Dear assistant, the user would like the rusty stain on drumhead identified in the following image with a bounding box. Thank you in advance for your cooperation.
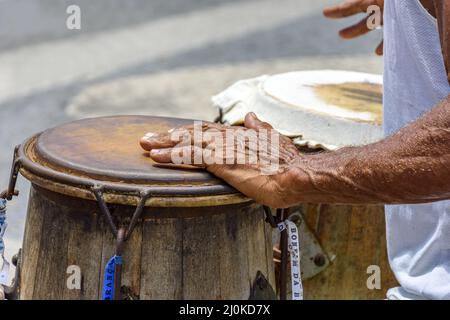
[34,115,222,185]
[313,82,383,124]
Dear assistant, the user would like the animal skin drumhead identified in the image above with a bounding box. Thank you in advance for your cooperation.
[212,70,383,150]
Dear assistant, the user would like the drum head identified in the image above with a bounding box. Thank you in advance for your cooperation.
[36,116,214,183]
[263,70,383,125]
[214,70,383,149]
[19,116,247,207]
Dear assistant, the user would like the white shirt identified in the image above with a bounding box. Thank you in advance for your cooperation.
[384,0,450,299]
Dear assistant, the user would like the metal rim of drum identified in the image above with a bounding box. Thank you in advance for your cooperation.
[17,134,251,208]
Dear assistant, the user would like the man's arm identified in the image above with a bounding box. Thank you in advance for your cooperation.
[141,96,450,208]
[285,95,450,205]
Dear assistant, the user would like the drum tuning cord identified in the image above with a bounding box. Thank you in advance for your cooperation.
[94,187,151,300]
[263,206,304,301]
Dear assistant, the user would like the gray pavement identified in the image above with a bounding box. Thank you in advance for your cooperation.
[0,0,383,274]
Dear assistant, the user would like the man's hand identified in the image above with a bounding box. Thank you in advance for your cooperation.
[140,113,302,208]
[324,0,384,55]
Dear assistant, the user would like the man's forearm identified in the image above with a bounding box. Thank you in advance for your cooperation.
[286,95,450,205]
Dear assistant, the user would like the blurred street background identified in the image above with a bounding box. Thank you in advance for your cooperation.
[0,0,383,268]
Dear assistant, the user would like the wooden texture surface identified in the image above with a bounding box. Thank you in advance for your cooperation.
[19,185,275,300]
[301,204,398,299]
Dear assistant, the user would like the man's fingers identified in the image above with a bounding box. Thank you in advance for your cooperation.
[339,16,371,39]
[150,146,207,167]
[375,40,383,56]
[149,148,173,163]
[140,132,175,151]
[323,0,364,18]
[140,126,194,151]
[244,112,274,130]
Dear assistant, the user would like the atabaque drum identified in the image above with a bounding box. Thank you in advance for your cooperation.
[214,70,398,299]
[10,116,276,300]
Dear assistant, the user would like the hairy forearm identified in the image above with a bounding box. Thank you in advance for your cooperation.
[286,95,450,205]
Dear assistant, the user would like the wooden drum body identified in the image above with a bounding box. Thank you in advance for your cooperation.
[300,204,397,299]
[13,116,276,300]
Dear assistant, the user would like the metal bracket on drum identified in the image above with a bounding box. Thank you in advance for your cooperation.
[249,271,277,300]
[92,186,151,300]
[1,145,21,201]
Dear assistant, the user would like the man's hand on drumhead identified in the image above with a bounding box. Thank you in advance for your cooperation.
[323,0,384,56]
[140,113,302,208]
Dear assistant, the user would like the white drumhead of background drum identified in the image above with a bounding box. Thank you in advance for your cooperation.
[213,70,384,150]
[263,70,382,124]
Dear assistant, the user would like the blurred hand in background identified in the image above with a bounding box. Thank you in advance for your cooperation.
[324,0,384,55]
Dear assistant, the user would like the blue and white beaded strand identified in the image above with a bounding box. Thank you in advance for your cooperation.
[0,199,11,298]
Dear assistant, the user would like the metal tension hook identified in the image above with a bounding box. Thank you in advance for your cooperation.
[93,187,151,300]
[1,145,21,201]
